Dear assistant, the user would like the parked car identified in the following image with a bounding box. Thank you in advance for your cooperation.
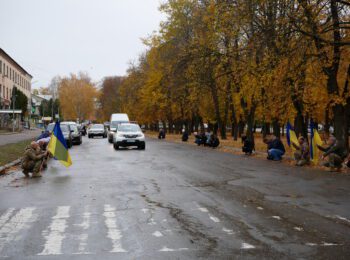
[113,123,145,150]
[61,122,82,145]
[108,113,130,143]
[46,123,73,148]
[88,124,107,138]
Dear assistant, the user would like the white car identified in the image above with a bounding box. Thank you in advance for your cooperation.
[113,123,145,150]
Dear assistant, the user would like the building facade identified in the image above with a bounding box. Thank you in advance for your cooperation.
[0,48,32,109]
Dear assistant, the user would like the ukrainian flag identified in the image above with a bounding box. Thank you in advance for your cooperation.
[47,122,72,167]
[286,122,298,150]
[310,122,323,164]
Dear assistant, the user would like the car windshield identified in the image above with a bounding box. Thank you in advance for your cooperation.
[111,121,128,128]
[118,124,140,132]
[92,124,104,129]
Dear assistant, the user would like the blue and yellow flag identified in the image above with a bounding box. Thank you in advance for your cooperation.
[47,122,72,167]
[310,122,323,164]
[286,122,298,150]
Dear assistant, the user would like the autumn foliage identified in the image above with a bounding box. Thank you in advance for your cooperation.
[102,1,350,146]
[58,73,97,121]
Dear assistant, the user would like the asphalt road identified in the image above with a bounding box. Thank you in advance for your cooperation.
[0,136,349,259]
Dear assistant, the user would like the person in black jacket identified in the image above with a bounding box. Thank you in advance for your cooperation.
[182,129,189,142]
[158,128,166,139]
[265,135,285,161]
[242,135,254,155]
[208,134,220,148]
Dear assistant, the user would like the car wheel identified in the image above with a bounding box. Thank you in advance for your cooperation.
[108,137,113,143]
[103,134,107,138]
[88,135,91,139]
[139,144,146,150]
[113,143,119,150]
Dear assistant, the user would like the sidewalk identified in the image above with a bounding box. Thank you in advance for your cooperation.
[0,129,42,146]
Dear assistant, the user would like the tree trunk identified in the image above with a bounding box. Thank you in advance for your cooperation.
[272,119,280,138]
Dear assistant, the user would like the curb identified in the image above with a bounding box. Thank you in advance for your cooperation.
[0,158,22,175]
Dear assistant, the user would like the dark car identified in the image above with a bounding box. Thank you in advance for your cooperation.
[88,124,107,138]
[47,123,73,148]
[62,122,82,145]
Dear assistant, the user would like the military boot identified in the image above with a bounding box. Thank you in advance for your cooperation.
[32,172,42,178]
[22,170,30,178]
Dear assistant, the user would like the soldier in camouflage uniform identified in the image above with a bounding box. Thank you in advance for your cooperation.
[21,141,48,178]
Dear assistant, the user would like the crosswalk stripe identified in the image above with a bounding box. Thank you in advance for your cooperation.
[103,204,127,253]
[38,206,70,255]
[73,206,91,255]
[0,209,15,229]
[0,207,37,254]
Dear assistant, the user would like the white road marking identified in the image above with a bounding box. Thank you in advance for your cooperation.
[0,207,37,254]
[38,206,70,255]
[0,208,15,228]
[159,246,189,252]
[141,209,149,213]
[241,242,255,249]
[294,227,303,232]
[257,207,264,210]
[306,242,341,247]
[159,246,174,252]
[208,214,220,223]
[148,218,157,225]
[103,204,127,253]
[73,207,91,255]
[272,216,281,220]
[152,231,163,237]
[222,227,234,235]
[198,207,209,213]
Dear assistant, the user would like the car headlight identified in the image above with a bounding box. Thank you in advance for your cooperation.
[117,133,124,138]
[137,134,144,138]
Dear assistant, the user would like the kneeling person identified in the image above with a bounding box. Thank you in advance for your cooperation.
[292,137,310,166]
[21,141,48,178]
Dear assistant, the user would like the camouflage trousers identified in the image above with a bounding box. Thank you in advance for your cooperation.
[22,160,43,177]
[294,151,309,166]
[328,153,343,169]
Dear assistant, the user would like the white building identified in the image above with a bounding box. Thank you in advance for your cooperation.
[31,94,52,116]
[0,48,32,109]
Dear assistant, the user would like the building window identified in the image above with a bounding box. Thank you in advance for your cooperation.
[0,60,2,74]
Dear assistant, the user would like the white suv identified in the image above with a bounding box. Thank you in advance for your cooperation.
[113,123,145,150]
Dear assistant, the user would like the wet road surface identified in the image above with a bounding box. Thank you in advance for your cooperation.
[0,137,349,259]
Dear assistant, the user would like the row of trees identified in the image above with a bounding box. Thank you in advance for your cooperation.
[115,0,349,147]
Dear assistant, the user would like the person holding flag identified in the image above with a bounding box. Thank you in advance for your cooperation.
[286,122,310,166]
[47,121,72,167]
[316,134,348,171]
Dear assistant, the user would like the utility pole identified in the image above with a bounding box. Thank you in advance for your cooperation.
[12,89,16,133]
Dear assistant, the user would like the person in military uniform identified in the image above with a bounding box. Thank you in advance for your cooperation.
[21,141,48,178]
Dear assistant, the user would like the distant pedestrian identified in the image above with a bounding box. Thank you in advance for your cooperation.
[317,135,348,171]
[242,135,254,155]
[208,134,220,148]
[265,135,285,161]
[158,128,166,139]
[181,129,189,142]
[292,136,310,166]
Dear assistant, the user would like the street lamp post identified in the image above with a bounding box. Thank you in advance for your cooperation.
[12,92,16,133]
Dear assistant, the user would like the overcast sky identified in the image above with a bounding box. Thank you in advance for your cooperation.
[0,0,165,89]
